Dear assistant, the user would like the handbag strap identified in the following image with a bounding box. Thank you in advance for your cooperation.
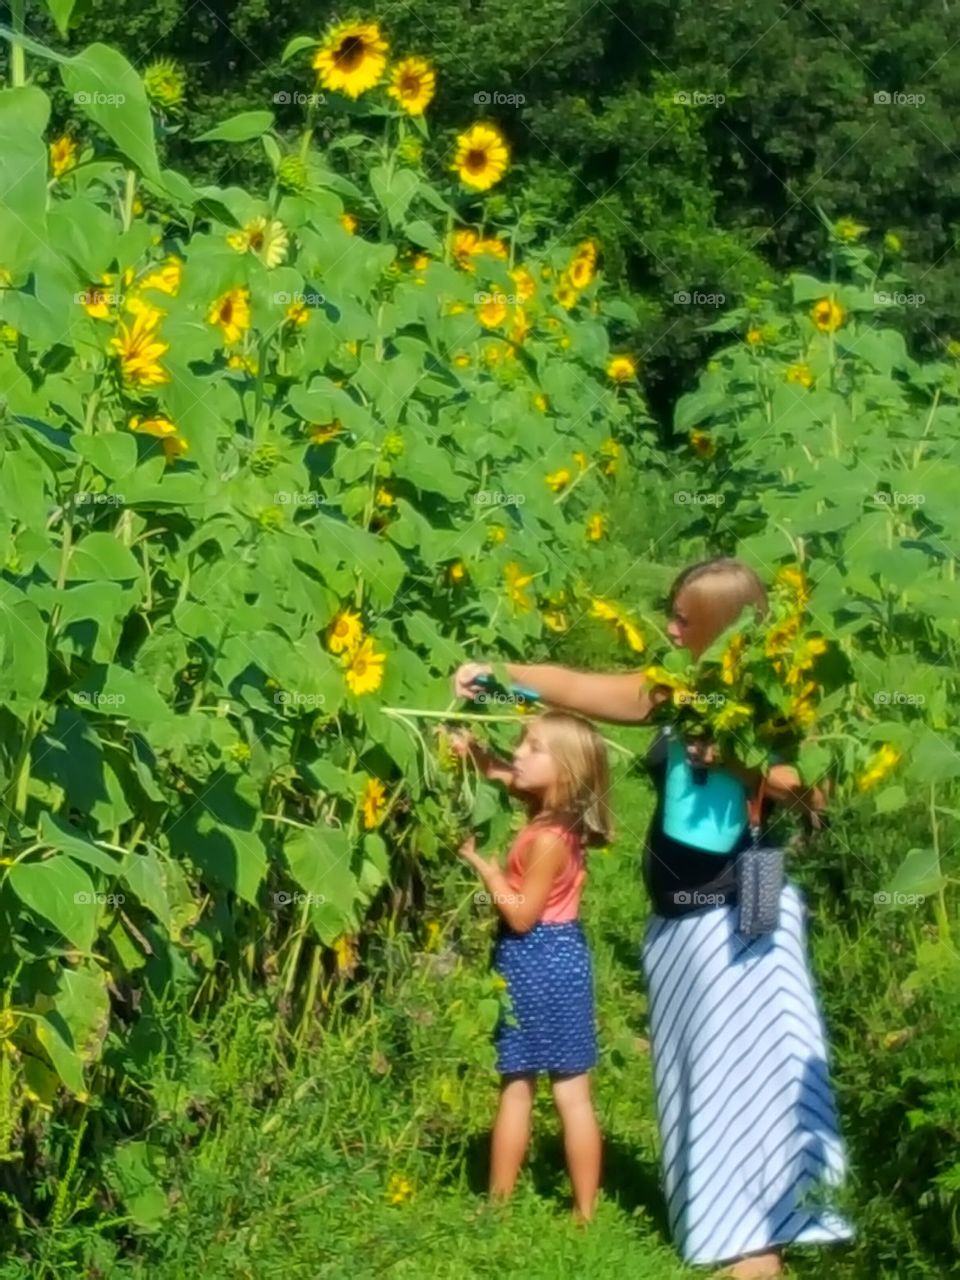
[746,773,766,836]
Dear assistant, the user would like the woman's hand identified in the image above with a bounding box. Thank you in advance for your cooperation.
[452,662,493,700]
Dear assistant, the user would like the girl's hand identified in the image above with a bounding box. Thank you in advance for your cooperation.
[458,835,498,879]
[453,661,493,700]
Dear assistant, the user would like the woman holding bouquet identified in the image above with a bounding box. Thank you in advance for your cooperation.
[453,557,853,1279]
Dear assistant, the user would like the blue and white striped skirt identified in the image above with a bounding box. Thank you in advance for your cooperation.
[641,883,854,1265]
[493,920,598,1076]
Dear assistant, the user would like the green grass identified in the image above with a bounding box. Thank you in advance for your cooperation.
[6,757,957,1279]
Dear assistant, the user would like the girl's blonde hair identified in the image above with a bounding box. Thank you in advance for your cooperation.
[521,710,614,847]
[669,556,768,644]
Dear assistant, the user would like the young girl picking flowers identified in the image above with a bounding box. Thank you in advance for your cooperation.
[449,711,613,1223]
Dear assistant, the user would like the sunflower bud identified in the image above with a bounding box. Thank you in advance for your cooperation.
[257,506,284,530]
[143,59,186,112]
[249,443,281,476]
[277,155,308,195]
[396,136,423,166]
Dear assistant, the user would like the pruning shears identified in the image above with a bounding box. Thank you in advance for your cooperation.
[468,672,542,708]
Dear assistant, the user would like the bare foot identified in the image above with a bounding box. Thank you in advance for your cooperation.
[713,1251,783,1279]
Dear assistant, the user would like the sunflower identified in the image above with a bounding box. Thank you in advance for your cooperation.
[811,298,845,332]
[386,1173,413,1205]
[746,327,763,346]
[586,513,607,542]
[764,613,803,657]
[478,297,507,328]
[567,256,595,290]
[643,664,695,702]
[227,351,258,375]
[783,636,828,687]
[387,56,436,115]
[128,415,187,461]
[486,524,506,545]
[786,363,814,388]
[590,598,620,623]
[689,429,715,459]
[598,437,622,475]
[79,285,113,320]
[508,307,529,345]
[619,617,645,653]
[834,218,868,243]
[226,216,289,268]
[572,450,588,472]
[207,287,251,344]
[452,353,470,368]
[721,633,746,686]
[49,135,77,179]
[139,255,182,296]
[555,283,579,311]
[542,608,568,632]
[545,467,572,492]
[285,300,310,328]
[857,744,901,791]
[308,420,342,444]
[573,239,597,262]
[452,123,509,192]
[774,565,810,610]
[340,212,358,234]
[326,607,363,655]
[376,486,395,506]
[344,636,386,695]
[510,266,537,302]
[448,560,467,584]
[606,355,636,382]
[504,561,535,612]
[143,58,186,112]
[333,933,358,974]
[361,776,387,828]
[110,308,169,387]
[313,20,389,99]
[713,701,753,733]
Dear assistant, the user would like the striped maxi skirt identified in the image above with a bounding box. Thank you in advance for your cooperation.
[641,882,855,1266]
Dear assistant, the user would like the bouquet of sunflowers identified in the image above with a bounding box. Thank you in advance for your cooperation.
[641,567,849,780]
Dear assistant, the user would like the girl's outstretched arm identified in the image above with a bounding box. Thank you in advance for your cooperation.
[454,662,652,724]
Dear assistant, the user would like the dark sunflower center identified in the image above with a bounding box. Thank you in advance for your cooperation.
[400,72,421,94]
[354,657,367,675]
[222,300,234,324]
[465,147,488,172]
[249,230,264,250]
[336,36,367,70]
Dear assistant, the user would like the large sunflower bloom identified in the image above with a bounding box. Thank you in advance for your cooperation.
[129,414,187,461]
[387,56,436,115]
[344,636,386,695]
[313,21,388,99]
[139,255,183,296]
[607,355,636,382]
[452,123,509,192]
[207,287,251,345]
[226,216,289,269]
[361,776,387,828]
[326,607,363,655]
[110,308,169,387]
[49,135,77,179]
[811,297,845,332]
[857,743,900,791]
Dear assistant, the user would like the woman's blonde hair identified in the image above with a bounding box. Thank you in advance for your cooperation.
[669,556,768,644]
[520,710,614,847]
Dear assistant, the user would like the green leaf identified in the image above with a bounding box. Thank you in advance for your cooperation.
[194,111,274,143]
[9,856,98,951]
[0,587,47,711]
[122,848,172,928]
[45,0,87,36]
[0,86,50,269]
[404,219,442,255]
[284,825,358,944]
[35,1012,86,1094]
[369,166,418,227]
[39,812,125,876]
[873,785,907,814]
[72,432,138,481]
[281,35,318,63]
[68,532,142,582]
[887,847,946,899]
[60,43,160,180]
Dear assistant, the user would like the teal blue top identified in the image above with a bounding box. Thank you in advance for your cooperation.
[661,737,750,853]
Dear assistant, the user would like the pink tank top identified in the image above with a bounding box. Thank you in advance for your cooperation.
[503,820,586,924]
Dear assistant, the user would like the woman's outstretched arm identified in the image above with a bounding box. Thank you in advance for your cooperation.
[454,661,652,724]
